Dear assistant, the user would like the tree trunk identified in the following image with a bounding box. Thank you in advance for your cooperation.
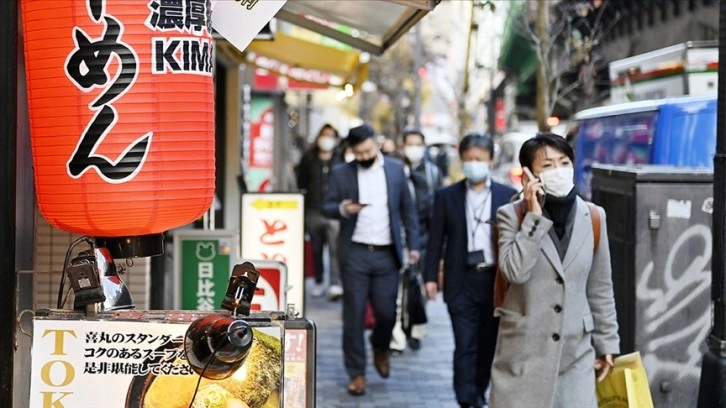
[458,1,476,135]
[535,0,550,131]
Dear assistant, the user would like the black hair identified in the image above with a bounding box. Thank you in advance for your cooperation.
[402,129,425,144]
[518,132,574,170]
[346,124,375,147]
[317,123,339,139]
[458,132,495,159]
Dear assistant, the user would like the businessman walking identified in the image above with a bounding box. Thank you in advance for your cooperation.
[424,133,517,408]
[323,124,421,396]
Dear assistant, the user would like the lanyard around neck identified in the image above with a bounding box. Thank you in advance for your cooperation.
[468,190,491,242]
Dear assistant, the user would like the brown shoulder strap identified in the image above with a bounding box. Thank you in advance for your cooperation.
[586,202,601,253]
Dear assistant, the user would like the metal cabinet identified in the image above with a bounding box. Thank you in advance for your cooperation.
[592,165,713,408]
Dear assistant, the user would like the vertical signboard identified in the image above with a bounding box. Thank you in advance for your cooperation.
[247,95,275,192]
[246,259,288,312]
[174,231,237,310]
[241,193,305,314]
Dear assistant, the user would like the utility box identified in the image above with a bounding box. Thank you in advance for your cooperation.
[592,165,712,408]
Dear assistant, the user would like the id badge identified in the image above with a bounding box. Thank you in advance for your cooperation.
[467,250,485,266]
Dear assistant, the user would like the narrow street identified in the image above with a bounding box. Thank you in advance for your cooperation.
[306,280,460,408]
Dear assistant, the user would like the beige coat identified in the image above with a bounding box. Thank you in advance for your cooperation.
[489,198,620,408]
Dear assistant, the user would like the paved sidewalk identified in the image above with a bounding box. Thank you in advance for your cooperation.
[306,280,460,408]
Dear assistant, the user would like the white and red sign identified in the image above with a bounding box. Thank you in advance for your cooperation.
[245,259,287,312]
[241,193,305,314]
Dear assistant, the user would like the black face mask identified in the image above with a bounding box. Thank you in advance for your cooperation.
[357,157,376,168]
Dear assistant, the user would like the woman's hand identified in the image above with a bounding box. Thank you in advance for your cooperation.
[594,354,614,382]
[522,173,544,216]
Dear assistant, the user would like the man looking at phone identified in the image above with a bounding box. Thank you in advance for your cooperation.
[323,124,421,397]
[424,133,517,408]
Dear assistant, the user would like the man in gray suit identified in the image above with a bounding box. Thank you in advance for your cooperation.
[323,124,421,396]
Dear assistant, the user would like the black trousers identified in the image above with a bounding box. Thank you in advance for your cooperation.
[341,243,400,378]
[446,268,498,407]
[305,212,340,285]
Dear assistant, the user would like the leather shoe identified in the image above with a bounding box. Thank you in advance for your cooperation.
[372,346,390,378]
[407,337,421,350]
[347,375,366,396]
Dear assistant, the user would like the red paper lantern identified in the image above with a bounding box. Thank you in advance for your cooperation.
[22,0,215,239]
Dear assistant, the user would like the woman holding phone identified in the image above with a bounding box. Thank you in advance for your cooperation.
[488,132,620,408]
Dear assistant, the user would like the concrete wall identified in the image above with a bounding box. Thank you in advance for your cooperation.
[600,3,719,63]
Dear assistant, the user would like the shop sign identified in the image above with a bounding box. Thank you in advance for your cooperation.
[29,318,282,408]
[241,194,305,314]
[174,231,236,310]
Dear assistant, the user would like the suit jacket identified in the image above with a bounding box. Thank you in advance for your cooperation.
[322,157,420,269]
[409,169,434,248]
[295,148,342,213]
[424,180,517,303]
[489,198,620,408]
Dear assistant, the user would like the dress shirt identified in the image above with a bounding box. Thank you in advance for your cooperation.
[466,178,494,264]
[352,154,392,245]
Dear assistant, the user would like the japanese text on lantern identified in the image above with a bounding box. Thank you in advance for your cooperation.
[65,0,148,183]
[146,0,214,75]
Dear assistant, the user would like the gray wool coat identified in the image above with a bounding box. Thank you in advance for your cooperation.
[489,198,620,408]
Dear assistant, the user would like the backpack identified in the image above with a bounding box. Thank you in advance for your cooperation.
[493,200,601,309]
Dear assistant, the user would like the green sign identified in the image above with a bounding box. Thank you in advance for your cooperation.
[179,237,234,310]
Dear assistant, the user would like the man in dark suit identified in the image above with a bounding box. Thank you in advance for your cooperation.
[424,133,517,408]
[323,124,421,396]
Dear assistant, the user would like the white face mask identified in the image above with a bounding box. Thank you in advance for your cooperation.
[317,136,336,152]
[404,145,426,164]
[462,161,490,183]
[539,167,574,197]
[344,153,355,163]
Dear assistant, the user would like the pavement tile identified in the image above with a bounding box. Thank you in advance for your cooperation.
[306,280,460,408]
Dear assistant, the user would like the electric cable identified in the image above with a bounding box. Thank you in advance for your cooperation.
[187,337,222,408]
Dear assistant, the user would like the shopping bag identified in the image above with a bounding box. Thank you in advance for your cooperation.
[596,352,654,408]
[401,264,428,337]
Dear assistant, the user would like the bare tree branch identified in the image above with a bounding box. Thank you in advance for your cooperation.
[519,3,540,46]
[554,79,583,106]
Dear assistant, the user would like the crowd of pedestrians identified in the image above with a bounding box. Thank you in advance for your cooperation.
[295,125,619,408]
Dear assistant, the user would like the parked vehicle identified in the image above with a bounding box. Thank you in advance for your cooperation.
[573,95,717,199]
[609,41,717,104]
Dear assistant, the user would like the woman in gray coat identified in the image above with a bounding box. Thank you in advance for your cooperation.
[489,133,620,408]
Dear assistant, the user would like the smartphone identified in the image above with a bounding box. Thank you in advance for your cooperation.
[352,201,370,207]
[523,167,545,201]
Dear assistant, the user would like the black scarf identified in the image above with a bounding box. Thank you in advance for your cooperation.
[543,188,577,239]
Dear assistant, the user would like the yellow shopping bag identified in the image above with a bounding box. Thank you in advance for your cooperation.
[596,352,654,408]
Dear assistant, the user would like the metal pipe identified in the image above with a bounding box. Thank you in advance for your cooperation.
[697,1,726,406]
[413,24,422,130]
[0,0,18,405]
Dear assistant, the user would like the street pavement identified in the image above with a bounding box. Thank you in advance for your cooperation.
[305,279,460,408]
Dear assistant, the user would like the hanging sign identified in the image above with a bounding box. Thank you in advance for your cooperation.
[211,0,287,52]
[21,0,215,237]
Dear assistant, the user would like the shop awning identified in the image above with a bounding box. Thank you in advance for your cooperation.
[499,1,536,84]
[275,0,440,56]
[216,32,368,89]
